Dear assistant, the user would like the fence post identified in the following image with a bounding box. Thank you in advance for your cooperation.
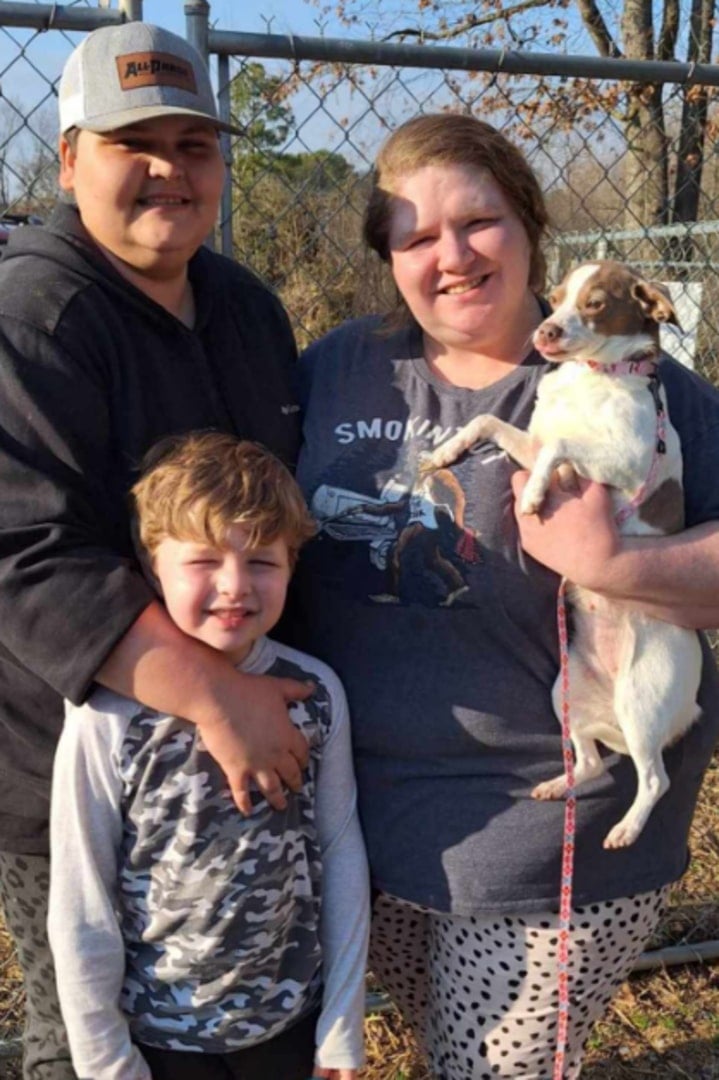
[185,0,210,62]
[118,0,143,18]
[184,1,217,251]
[217,52,234,259]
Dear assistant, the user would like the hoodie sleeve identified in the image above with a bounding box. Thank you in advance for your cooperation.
[0,290,155,703]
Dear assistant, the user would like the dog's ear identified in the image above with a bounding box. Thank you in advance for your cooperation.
[632,279,682,329]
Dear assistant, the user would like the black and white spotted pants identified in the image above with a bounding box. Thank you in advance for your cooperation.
[0,852,76,1079]
[370,887,668,1080]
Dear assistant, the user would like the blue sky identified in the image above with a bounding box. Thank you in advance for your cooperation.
[142,1,333,38]
[0,0,647,178]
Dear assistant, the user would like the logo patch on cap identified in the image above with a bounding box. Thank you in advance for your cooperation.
[116,51,198,94]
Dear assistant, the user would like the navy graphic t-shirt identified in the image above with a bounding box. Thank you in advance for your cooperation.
[289,314,719,915]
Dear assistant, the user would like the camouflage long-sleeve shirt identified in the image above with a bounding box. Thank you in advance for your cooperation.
[48,636,369,1080]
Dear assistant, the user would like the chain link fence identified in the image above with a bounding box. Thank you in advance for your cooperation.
[212,35,719,379]
[1,3,718,377]
[1,0,719,1063]
[0,2,138,226]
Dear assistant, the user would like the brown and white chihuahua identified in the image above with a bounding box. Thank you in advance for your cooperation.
[423,260,702,848]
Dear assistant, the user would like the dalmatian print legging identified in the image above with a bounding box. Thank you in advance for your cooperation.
[370,887,669,1079]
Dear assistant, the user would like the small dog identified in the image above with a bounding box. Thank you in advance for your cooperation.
[423,260,702,848]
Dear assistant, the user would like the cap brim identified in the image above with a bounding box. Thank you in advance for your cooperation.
[71,104,243,137]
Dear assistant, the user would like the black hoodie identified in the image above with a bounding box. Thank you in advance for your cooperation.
[0,202,300,852]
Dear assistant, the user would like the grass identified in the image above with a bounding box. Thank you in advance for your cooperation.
[1,762,717,1079]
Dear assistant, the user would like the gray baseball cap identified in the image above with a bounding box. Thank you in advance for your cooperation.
[59,22,242,136]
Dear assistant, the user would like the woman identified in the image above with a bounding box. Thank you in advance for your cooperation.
[289,114,719,1079]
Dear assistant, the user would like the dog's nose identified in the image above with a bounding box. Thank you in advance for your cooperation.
[535,320,563,346]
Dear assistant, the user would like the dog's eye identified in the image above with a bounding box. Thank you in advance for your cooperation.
[584,297,604,313]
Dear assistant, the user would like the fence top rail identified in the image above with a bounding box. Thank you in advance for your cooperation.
[0,2,127,31]
[555,220,719,245]
[207,28,719,87]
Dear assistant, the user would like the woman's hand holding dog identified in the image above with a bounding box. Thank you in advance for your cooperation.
[511,471,619,589]
[512,470,719,629]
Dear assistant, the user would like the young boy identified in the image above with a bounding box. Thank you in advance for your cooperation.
[48,432,369,1080]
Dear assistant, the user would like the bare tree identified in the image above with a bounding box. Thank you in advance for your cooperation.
[311,0,717,236]
[13,102,61,216]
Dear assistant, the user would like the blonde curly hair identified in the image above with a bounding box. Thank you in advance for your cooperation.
[132,431,316,568]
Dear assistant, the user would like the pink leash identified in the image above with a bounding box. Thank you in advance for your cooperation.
[552,578,576,1080]
[551,358,665,1079]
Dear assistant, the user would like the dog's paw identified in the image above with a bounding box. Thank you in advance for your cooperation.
[420,438,464,473]
[520,485,545,516]
[603,819,641,849]
[417,450,439,476]
[532,777,567,800]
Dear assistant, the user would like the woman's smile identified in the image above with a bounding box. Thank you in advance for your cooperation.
[440,272,492,296]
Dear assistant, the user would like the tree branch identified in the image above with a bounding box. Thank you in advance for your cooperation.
[575,0,622,58]
[690,0,716,63]
[621,0,653,60]
[382,0,557,43]
[657,0,680,60]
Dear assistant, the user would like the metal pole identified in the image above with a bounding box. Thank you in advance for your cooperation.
[118,0,142,19]
[632,940,719,972]
[185,1,216,251]
[217,52,234,260]
[206,28,719,87]
[185,0,211,64]
[0,3,125,30]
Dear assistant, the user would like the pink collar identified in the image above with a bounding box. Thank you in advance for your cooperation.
[582,351,658,376]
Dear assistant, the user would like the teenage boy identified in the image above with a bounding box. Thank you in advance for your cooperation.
[48,433,369,1080]
[0,22,310,1079]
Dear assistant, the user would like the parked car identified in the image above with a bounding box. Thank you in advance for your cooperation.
[0,213,43,245]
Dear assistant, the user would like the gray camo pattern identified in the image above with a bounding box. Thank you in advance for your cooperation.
[115,652,331,1053]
